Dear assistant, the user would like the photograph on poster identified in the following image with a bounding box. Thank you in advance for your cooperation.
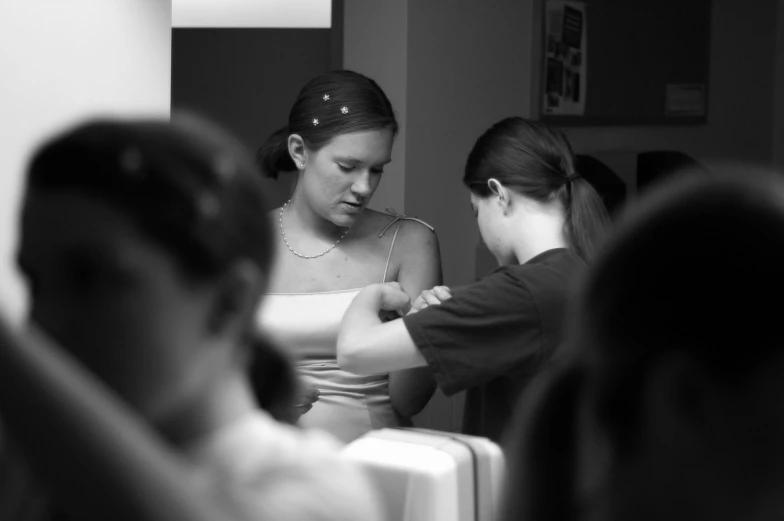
[543,0,586,115]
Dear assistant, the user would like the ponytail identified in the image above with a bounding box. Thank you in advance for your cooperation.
[501,364,585,521]
[255,126,296,179]
[463,117,610,264]
[564,177,610,262]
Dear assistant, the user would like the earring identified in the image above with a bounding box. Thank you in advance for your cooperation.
[299,162,305,169]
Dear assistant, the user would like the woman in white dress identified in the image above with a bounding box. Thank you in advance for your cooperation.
[256,70,441,443]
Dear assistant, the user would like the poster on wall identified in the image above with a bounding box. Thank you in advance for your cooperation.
[543,0,587,116]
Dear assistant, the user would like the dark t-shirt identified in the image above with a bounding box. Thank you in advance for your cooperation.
[403,248,580,442]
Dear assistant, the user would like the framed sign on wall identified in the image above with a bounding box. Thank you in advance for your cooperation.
[542,1,587,116]
[533,0,713,126]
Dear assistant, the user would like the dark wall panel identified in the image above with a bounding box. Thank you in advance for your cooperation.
[172,28,334,206]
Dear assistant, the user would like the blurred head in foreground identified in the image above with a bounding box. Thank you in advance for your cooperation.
[19,113,297,438]
[504,164,784,521]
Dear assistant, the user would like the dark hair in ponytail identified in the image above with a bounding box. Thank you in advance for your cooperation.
[256,126,295,180]
[501,362,585,521]
[463,117,609,262]
[257,70,398,179]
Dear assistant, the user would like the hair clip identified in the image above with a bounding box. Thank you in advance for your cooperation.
[198,194,221,219]
[213,155,235,180]
[312,118,319,126]
[119,147,144,179]
[323,94,330,101]
[341,106,349,114]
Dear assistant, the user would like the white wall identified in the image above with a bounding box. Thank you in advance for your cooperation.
[343,0,408,214]
[0,0,172,322]
[404,0,535,431]
[172,0,330,28]
[405,0,535,288]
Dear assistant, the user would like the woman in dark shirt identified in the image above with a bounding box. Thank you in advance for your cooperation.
[337,117,609,441]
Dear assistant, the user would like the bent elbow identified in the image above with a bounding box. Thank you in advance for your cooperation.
[336,335,371,375]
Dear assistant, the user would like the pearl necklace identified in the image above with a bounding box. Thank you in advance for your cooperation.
[279,199,351,259]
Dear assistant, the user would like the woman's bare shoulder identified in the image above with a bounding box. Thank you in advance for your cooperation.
[393,217,439,254]
[371,212,440,262]
[388,215,441,285]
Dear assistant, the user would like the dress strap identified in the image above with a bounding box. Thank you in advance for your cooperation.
[379,208,435,283]
[377,208,435,238]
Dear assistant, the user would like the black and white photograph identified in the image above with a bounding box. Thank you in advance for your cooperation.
[1,1,784,521]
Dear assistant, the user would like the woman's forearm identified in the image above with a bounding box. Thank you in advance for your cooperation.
[338,286,387,373]
[338,285,425,374]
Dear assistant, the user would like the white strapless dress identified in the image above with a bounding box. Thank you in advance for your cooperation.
[257,288,410,444]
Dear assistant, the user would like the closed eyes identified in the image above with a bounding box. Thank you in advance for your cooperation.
[337,163,384,175]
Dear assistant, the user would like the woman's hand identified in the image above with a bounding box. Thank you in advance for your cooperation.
[378,282,411,321]
[292,384,320,420]
[337,283,422,375]
[409,286,452,314]
[367,282,412,319]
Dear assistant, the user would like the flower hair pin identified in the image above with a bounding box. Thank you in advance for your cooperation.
[213,154,236,180]
[198,193,221,219]
[119,147,145,179]
[312,94,348,124]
